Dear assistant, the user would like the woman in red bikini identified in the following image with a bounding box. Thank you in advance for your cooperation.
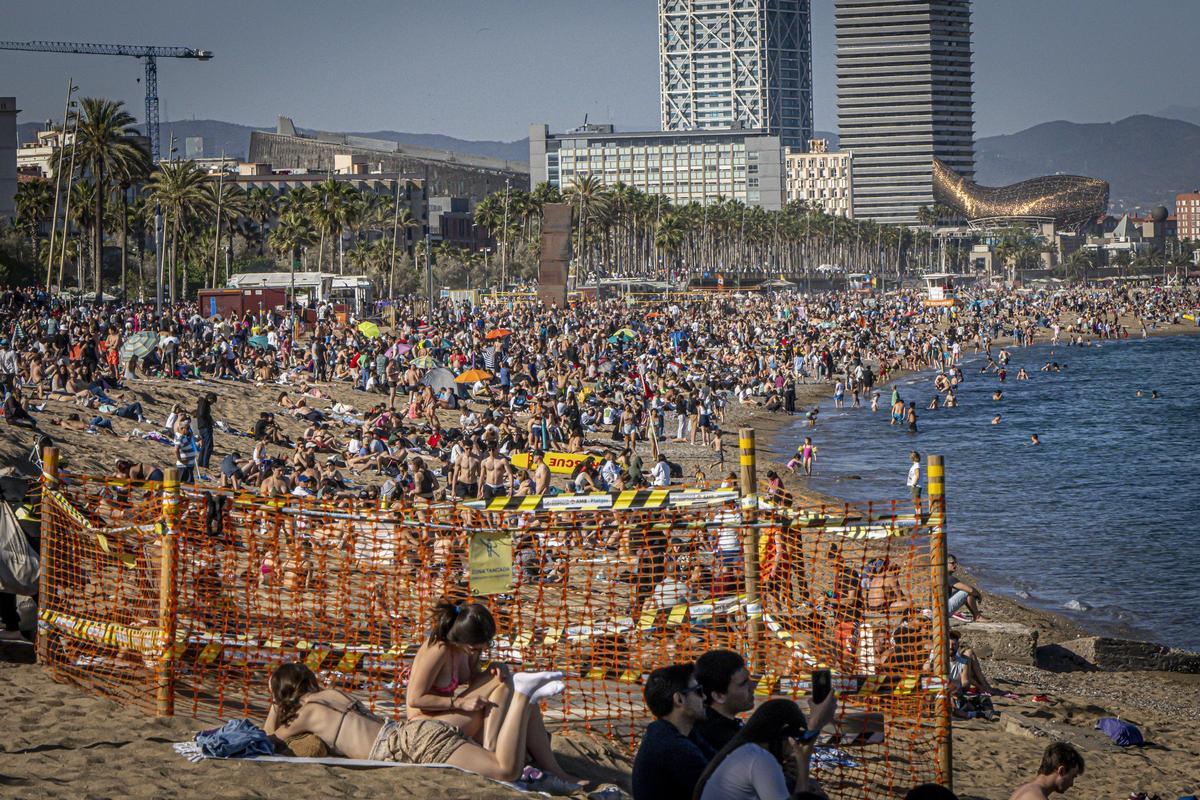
[405,601,583,786]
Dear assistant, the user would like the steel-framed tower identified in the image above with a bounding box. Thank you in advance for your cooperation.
[659,0,813,150]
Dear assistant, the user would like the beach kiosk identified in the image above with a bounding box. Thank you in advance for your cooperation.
[922,272,960,308]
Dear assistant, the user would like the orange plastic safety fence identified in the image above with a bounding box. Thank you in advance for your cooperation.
[38,473,949,796]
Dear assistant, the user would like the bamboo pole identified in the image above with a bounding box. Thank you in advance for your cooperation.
[927,454,953,789]
[738,428,762,667]
[36,447,59,666]
[156,467,180,717]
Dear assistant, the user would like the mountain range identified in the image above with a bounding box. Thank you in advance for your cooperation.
[18,113,1200,213]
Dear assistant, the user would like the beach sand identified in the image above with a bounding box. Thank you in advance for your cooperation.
[4,320,1200,798]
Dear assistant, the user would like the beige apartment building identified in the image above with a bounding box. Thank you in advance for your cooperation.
[785,138,853,217]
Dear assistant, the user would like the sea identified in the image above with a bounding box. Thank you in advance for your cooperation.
[781,333,1200,652]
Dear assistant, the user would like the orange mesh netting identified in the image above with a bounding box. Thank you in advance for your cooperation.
[38,472,950,796]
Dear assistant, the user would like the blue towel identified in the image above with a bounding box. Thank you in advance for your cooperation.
[193,719,275,759]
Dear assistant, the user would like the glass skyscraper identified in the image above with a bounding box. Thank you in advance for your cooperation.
[836,0,975,224]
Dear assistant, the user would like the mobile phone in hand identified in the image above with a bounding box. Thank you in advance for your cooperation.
[811,668,832,704]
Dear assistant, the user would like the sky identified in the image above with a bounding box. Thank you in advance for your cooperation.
[3,0,1199,142]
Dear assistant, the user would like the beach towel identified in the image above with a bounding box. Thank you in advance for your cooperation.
[170,743,559,796]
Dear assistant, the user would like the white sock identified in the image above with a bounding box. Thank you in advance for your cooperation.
[529,680,566,703]
[511,671,564,698]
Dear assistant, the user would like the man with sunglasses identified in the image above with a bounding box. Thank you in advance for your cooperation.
[632,663,716,800]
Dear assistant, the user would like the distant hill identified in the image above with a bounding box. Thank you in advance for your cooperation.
[16,118,528,164]
[19,113,1199,212]
[974,115,1200,212]
[1156,104,1200,127]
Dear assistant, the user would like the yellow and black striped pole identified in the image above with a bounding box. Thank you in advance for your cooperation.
[927,454,953,788]
[739,428,763,666]
[157,468,180,717]
[36,447,59,667]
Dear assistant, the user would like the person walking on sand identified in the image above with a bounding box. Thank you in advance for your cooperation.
[1010,743,1084,800]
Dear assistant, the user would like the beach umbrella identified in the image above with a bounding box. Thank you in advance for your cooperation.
[455,368,492,384]
[386,342,412,358]
[247,335,271,349]
[358,321,381,339]
[410,355,438,369]
[420,367,456,393]
[118,330,158,360]
[611,328,636,340]
[486,328,513,340]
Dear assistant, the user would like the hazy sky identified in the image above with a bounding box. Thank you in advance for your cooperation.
[4,0,1198,141]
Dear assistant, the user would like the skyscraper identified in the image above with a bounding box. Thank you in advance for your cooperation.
[659,0,813,150]
[836,0,975,224]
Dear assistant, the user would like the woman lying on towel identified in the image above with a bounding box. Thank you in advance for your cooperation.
[264,662,564,781]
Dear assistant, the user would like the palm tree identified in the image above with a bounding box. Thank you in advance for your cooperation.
[245,187,276,256]
[564,174,606,278]
[70,97,150,301]
[268,210,317,304]
[388,206,418,298]
[146,160,213,302]
[313,178,359,273]
[203,180,247,288]
[14,180,54,270]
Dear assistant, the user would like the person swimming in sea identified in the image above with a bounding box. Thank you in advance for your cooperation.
[992,389,1003,401]
[991,414,1002,425]
[1030,433,1040,445]
[1016,367,1029,380]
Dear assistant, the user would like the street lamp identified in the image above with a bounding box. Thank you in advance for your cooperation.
[45,78,78,292]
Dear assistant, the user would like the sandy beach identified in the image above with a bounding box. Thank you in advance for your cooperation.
[3,320,1200,799]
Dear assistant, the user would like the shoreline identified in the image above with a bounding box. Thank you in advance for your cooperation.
[710,321,1200,656]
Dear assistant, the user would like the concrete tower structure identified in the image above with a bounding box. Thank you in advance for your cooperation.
[836,0,975,224]
[659,0,813,150]
[0,97,17,224]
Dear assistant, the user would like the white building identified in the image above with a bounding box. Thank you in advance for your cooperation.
[530,123,786,210]
[785,139,853,217]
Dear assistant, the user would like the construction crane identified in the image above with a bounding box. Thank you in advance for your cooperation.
[0,40,213,162]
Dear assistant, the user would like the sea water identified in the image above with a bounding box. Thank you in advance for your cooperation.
[783,333,1200,651]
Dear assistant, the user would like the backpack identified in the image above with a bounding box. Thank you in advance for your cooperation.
[1096,717,1144,747]
[0,502,39,595]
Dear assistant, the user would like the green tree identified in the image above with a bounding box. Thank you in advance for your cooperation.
[14,180,54,271]
[70,97,150,300]
[146,160,213,302]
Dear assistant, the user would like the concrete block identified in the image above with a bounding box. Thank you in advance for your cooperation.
[1057,637,1200,673]
[956,621,1039,665]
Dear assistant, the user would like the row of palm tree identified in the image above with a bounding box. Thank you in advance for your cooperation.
[473,178,939,285]
[11,97,433,301]
[11,96,1195,300]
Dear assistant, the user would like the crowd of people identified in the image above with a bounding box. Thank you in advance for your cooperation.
[1,278,1191,797]
[259,601,1085,800]
[1,280,1194,507]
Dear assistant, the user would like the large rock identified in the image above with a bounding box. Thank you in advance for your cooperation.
[1057,636,1200,673]
[956,621,1039,665]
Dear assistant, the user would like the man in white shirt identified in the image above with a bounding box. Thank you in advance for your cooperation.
[650,454,671,488]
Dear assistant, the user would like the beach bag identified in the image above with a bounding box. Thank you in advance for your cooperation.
[1096,717,1144,747]
[0,502,39,596]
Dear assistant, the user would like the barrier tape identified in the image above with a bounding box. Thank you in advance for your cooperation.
[466,488,739,513]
